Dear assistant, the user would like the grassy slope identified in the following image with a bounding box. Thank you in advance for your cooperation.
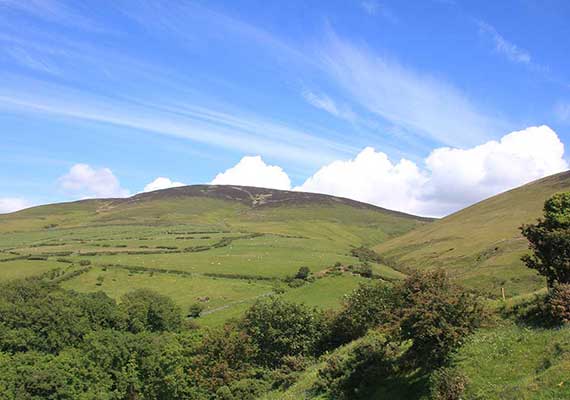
[0,185,426,324]
[375,171,570,298]
[268,322,570,400]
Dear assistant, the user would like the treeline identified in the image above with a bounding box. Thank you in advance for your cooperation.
[0,269,483,399]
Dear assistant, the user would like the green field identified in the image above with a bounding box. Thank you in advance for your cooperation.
[0,185,423,324]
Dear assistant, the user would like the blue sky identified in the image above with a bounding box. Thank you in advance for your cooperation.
[1,0,569,216]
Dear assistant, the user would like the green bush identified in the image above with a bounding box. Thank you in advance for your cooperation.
[295,266,311,280]
[189,324,260,392]
[328,282,396,347]
[316,332,395,399]
[396,270,484,369]
[241,297,326,367]
[521,192,570,287]
[188,303,206,318]
[120,289,182,333]
[429,367,468,400]
[545,283,570,324]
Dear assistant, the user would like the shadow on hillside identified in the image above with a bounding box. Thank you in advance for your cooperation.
[369,372,430,400]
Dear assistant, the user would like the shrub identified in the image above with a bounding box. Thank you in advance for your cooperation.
[521,192,570,287]
[270,355,309,389]
[241,297,326,367]
[120,289,182,333]
[215,378,269,400]
[188,303,206,318]
[396,270,484,369]
[294,266,311,280]
[429,367,468,400]
[79,259,92,266]
[327,282,396,347]
[189,325,260,391]
[286,278,306,288]
[545,283,570,324]
[316,332,396,399]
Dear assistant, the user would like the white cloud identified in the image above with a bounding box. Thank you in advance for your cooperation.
[359,1,397,22]
[321,33,506,147]
[296,147,426,213]
[478,21,531,65]
[297,125,568,217]
[0,197,31,214]
[58,163,129,198]
[302,90,356,121]
[211,156,292,190]
[143,177,185,193]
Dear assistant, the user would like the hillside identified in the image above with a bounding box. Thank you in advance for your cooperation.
[0,185,428,325]
[375,171,570,298]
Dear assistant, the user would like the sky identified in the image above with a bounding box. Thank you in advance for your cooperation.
[1,0,570,217]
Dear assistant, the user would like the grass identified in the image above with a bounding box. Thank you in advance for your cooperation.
[61,265,274,315]
[0,259,62,281]
[455,323,570,400]
[0,186,422,325]
[375,171,570,297]
[282,275,364,310]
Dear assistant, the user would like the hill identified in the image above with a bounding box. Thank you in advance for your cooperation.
[375,170,570,298]
[0,185,428,325]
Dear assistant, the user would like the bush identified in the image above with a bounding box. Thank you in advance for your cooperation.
[396,270,484,369]
[79,259,92,266]
[521,192,570,287]
[241,297,326,367]
[120,289,182,333]
[316,332,395,399]
[188,303,206,318]
[270,355,309,389]
[189,325,260,391]
[294,266,311,280]
[545,283,570,324]
[327,282,396,347]
[215,378,269,400]
[429,367,468,400]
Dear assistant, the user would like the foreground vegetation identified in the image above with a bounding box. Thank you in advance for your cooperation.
[2,184,570,398]
[0,269,484,399]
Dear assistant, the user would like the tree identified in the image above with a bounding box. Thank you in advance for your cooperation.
[395,270,484,369]
[241,297,325,367]
[294,266,311,280]
[188,303,205,318]
[328,282,396,347]
[316,332,396,400]
[521,192,570,287]
[120,289,182,333]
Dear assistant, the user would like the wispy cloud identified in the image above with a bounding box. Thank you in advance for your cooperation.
[360,1,398,22]
[477,21,531,65]
[318,32,508,147]
[0,75,355,167]
[0,0,108,32]
[302,90,356,122]
[555,102,570,123]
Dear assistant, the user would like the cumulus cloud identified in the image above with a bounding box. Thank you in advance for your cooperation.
[58,163,129,198]
[0,197,32,214]
[297,125,568,217]
[211,156,291,190]
[296,147,426,213]
[143,177,185,193]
